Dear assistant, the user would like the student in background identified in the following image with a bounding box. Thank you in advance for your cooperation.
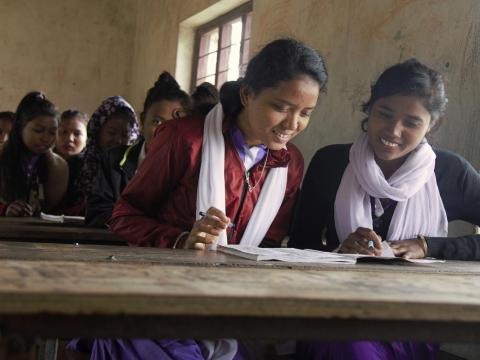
[0,111,15,148]
[64,96,139,215]
[0,92,68,216]
[54,109,88,159]
[85,72,189,227]
[190,81,219,116]
[291,59,480,360]
[70,38,328,360]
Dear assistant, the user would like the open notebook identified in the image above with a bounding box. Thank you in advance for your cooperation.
[217,243,444,265]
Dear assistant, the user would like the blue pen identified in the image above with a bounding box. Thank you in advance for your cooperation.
[199,211,235,228]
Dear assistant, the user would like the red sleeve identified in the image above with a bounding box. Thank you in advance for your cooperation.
[109,121,189,248]
[0,202,8,216]
[263,144,304,246]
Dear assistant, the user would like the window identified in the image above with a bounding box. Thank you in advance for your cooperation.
[192,3,252,90]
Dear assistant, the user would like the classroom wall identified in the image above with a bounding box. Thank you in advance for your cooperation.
[1,0,479,170]
[130,0,480,170]
[0,0,138,115]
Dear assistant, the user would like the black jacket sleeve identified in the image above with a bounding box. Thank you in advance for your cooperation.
[289,145,350,251]
[426,149,480,260]
[85,151,119,228]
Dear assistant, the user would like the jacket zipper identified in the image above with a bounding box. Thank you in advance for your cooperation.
[228,170,250,240]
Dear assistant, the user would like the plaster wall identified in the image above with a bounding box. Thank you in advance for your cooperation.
[0,0,138,115]
[132,0,480,169]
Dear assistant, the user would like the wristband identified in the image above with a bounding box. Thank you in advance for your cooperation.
[173,231,190,249]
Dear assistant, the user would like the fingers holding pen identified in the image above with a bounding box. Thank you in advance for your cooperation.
[183,207,231,249]
[339,227,382,256]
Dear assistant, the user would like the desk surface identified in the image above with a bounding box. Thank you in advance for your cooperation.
[0,217,124,245]
[1,241,480,341]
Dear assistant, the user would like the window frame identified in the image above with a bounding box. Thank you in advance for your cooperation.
[191,2,253,91]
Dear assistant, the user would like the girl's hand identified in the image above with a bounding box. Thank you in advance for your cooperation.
[339,227,382,255]
[389,239,426,259]
[5,200,33,217]
[183,207,230,250]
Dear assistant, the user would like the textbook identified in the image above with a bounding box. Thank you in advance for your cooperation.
[40,212,85,225]
[217,244,444,265]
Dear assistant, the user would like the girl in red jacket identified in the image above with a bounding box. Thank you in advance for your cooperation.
[75,38,328,360]
[110,39,328,254]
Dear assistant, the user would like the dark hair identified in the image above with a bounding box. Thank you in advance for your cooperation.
[220,38,328,118]
[0,91,58,202]
[142,71,190,120]
[190,82,219,116]
[0,111,15,123]
[361,58,447,133]
[60,109,89,126]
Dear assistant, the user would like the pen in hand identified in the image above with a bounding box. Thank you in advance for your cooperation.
[199,211,235,229]
[367,239,375,255]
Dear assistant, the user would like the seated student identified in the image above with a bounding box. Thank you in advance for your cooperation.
[290,59,480,360]
[64,96,139,215]
[190,81,219,116]
[0,111,15,148]
[73,38,328,359]
[85,72,189,227]
[54,109,88,159]
[0,92,68,216]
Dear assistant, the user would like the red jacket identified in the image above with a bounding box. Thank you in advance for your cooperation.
[110,116,304,248]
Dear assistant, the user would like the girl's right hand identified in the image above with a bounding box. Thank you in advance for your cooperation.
[5,200,33,217]
[338,227,382,256]
[183,207,230,250]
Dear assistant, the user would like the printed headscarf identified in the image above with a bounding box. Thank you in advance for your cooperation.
[77,96,139,200]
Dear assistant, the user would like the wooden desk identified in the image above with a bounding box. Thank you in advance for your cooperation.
[0,241,480,342]
[0,217,124,245]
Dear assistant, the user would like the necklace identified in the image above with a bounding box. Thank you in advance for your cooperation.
[245,149,269,192]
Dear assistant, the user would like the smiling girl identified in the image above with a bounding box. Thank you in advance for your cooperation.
[73,38,328,360]
[291,58,480,359]
[0,92,68,216]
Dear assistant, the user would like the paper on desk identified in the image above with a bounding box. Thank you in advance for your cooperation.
[40,212,85,224]
[217,245,356,264]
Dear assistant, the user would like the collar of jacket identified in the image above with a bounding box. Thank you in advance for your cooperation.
[222,118,291,169]
[118,138,145,177]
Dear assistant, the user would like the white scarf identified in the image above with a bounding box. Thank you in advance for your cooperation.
[196,103,288,360]
[334,133,448,243]
[196,103,288,248]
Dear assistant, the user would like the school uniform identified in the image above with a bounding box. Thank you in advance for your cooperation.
[290,144,480,260]
[85,138,145,228]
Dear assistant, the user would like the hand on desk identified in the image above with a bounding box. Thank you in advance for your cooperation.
[5,200,33,217]
[339,227,382,256]
[389,238,426,259]
[183,207,230,250]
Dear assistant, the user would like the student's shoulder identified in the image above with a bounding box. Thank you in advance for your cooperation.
[45,151,68,178]
[434,147,473,170]
[47,151,67,168]
[311,143,351,167]
[155,115,205,139]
